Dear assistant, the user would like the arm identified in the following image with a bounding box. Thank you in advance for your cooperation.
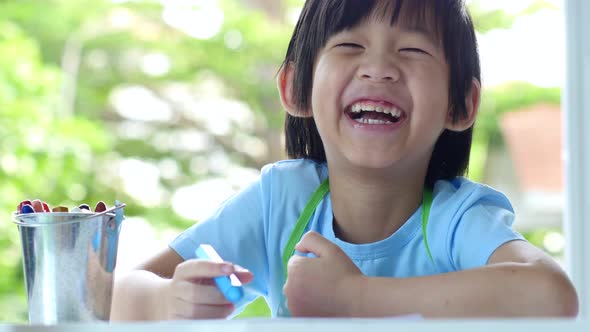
[354,240,578,317]
[286,233,578,318]
[111,248,253,321]
[111,248,180,321]
[111,172,270,321]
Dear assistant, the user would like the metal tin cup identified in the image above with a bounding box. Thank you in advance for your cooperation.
[12,205,125,324]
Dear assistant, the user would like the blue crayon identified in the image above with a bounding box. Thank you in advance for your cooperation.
[195,244,244,304]
[21,204,35,214]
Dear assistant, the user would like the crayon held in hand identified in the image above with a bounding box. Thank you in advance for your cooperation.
[195,244,244,304]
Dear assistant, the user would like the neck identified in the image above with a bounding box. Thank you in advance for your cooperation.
[328,163,428,244]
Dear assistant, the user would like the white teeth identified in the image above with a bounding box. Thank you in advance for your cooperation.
[353,118,393,125]
[361,103,377,112]
[349,102,402,117]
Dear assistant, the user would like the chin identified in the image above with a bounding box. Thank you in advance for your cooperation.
[347,154,400,170]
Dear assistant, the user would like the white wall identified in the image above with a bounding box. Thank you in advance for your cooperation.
[564,0,590,319]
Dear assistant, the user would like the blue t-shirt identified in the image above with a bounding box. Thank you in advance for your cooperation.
[170,159,523,317]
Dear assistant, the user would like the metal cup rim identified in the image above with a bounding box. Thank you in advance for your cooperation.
[12,212,114,227]
[11,204,125,227]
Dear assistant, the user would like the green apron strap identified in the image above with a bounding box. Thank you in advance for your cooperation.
[281,179,434,278]
[422,189,434,263]
[282,178,330,278]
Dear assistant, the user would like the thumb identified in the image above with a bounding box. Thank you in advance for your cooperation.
[294,231,337,258]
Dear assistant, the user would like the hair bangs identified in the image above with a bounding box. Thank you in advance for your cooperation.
[387,0,445,46]
[327,0,445,48]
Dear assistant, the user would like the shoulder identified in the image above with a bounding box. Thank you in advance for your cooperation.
[255,159,329,210]
[432,177,513,214]
[258,159,329,242]
[260,158,328,186]
[261,158,327,175]
[430,177,517,238]
[260,159,328,220]
[431,178,523,270]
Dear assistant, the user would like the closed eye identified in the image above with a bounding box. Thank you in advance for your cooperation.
[400,48,430,55]
[336,43,363,49]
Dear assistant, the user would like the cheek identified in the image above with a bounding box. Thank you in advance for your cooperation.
[411,70,449,116]
[310,61,339,114]
[312,62,332,96]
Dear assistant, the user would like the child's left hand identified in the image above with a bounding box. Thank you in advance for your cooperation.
[283,231,365,317]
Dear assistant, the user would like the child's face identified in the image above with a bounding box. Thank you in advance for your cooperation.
[310,15,452,172]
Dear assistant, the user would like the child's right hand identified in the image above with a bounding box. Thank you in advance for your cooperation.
[158,259,254,319]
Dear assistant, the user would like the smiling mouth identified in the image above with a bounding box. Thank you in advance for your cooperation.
[346,103,404,125]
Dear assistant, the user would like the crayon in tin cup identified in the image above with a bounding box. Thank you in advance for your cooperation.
[94,201,107,213]
[17,200,32,214]
[31,199,44,213]
[52,206,69,213]
[79,204,91,211]
[21,205,35,214]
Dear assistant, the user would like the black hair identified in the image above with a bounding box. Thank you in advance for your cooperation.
[281,0,480,188]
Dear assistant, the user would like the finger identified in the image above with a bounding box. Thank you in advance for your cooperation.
[195,270,254,288]
[174,259,234,281]
[295,231,336,258]
[232,264,254,283]
[173,302,235,320]
[174,281,230,305]
[287,254,306,267]
[286,255,312,275]
[233,264,249,273]
[234,270,254,285]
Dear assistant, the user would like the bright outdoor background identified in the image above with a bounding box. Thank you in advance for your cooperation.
[0,0,565,323]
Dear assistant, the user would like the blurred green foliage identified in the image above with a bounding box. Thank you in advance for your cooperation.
[0,20,111,321]
[470,0,557,33]
[0,0,561,323]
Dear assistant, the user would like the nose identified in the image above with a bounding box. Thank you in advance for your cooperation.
[357,52,401,83]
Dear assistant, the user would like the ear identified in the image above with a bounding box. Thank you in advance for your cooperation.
[277,62,313,118]
[445,78,481,132]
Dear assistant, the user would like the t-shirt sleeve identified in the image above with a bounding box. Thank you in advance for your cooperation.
[168,173,269,310]
[446,184,525,271]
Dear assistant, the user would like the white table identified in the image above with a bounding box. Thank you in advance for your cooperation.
[1,319,589,332]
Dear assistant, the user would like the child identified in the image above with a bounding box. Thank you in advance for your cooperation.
[111,0,578,320]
